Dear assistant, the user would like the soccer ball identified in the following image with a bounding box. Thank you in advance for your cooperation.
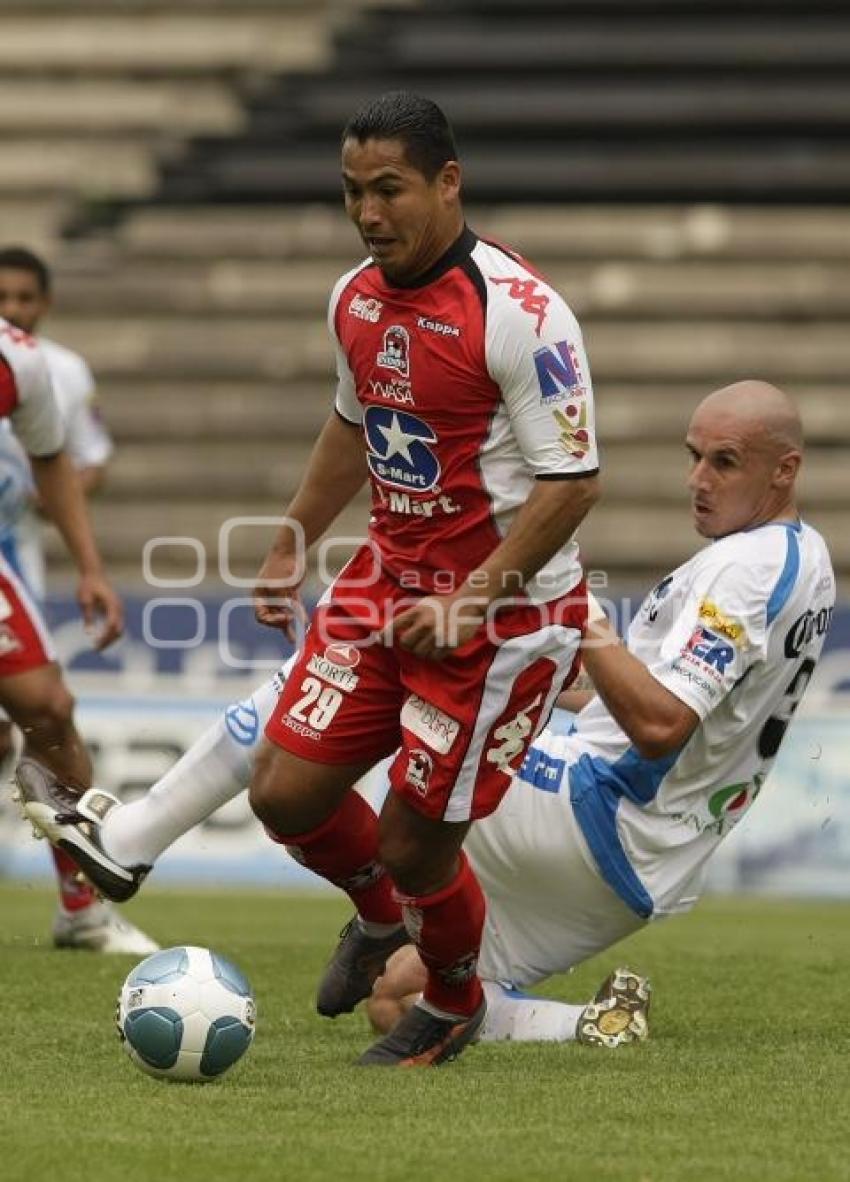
[116,945,256,1082]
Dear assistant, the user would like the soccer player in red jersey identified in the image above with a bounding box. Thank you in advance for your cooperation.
[250,92,600,1065]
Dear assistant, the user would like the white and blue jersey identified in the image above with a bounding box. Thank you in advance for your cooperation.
[511,520,835,920]
[0,334,111,600]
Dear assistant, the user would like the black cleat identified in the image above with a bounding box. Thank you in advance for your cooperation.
[13,758,150,903]
[357,996,487,1067]
[316,917,408,1017]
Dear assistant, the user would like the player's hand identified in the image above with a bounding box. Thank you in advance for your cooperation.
[77,571,124,651]
[391,593,487,660]
[253,550,306,642]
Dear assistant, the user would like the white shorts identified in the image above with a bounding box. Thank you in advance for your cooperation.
[468,769,646,989]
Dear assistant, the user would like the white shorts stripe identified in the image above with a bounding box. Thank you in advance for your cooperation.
[443,623,580,824]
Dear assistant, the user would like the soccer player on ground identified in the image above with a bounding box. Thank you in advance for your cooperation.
[0,250,156,956]
[247,90,599,1064]
[17,381,833,1048]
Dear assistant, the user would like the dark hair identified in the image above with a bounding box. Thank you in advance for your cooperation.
[342,91,458,180]
[0,246,51,294]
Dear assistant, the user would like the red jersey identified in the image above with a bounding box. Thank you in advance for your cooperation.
[330,228,598,601]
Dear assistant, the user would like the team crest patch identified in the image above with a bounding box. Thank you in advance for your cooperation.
[405,748,433,795]
[377,324,410,377]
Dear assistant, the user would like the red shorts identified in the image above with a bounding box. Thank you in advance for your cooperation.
[266,546,586,822]
[0,553,53,677]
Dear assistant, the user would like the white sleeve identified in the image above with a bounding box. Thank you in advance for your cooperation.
[1,330,65,457]
[327,273,362,425]
[63,382,114,469]
[647,558,769,719]
[486,284,598,478]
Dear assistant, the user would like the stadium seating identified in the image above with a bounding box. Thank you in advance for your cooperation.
[2,0,845,591]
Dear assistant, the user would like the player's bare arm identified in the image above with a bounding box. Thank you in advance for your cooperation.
[393,472,600,658]
[254,413,368,637]
[581,613,699,759]
[30,450,123,649]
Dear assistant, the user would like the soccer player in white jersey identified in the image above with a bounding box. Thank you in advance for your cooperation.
[0,248,156,957]
[17,380,834,1045]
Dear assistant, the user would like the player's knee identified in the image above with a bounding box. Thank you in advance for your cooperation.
[23,682,77,738]
[248,741,285,825]
[379,829,450,894]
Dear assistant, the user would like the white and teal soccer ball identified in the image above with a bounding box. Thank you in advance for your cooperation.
[116,946,256,1082]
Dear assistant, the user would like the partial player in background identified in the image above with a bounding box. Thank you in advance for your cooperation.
[18,383,835,1046]
[0,249,156,956]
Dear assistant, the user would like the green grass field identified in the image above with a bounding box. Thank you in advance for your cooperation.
[1,885,847,1182]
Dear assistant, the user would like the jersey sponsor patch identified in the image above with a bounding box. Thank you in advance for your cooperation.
[349,293,383,323]
[679,625,735,680]
[306,650,360,693]
[377,324,410,377]
[517,745,566,793]
[400,694,461,755]
[225,697,260,746]
[364,406,441,492]
[552,403,591,460]
[697,599,747,645]
[533,340,586,402]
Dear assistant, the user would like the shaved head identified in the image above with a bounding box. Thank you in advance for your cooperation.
[686,380,803,538]
[691,380,803,455]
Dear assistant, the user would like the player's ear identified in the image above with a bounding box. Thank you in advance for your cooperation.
[438,160,462,203]
[774,449,802,489]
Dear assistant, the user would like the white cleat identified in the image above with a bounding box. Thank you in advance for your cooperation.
[52,901,160,956]
[577,967,651,1048]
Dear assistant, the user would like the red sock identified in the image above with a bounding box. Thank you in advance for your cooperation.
[52,846,97,912]
[395,852,485,1018]
[269,791,401,925]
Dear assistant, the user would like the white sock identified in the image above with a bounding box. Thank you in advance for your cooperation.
[480,980,584,1042]
[100,678,279,867]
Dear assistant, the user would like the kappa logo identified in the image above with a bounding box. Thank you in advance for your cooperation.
[490,276,550,336]
[643,576,674,624]
[364,406,441,492]
[533,340,586,402]
[348,293,383,323]
[486,693,543,774]
[377,324,410,377]
[417,315,461,338]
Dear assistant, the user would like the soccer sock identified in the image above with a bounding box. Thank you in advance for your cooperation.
[271,790,401,925]
[51,846,98,912]
[396,852,486,1019]
[479,981,583,1042]
[100,678,279,868]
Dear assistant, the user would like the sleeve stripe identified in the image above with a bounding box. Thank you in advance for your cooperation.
[535,468,600,482]
[334,407,361,427]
